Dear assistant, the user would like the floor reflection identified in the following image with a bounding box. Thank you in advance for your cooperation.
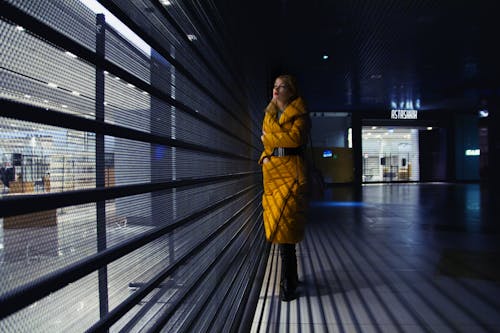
[253,183,500,332]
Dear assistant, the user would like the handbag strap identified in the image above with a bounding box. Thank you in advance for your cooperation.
[305,112,316,168]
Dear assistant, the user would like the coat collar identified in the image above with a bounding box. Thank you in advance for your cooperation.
[265,97,307,119]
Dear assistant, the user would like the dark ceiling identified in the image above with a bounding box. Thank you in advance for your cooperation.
[220,0,500,113]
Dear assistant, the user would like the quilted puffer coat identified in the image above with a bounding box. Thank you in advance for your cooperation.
[258,97,309,244]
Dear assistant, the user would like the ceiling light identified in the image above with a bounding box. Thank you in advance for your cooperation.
[65,51,77,58]
[160,0,172,5]
[478,109,489,118]
[322,55,329,60]
[427,127,433,130]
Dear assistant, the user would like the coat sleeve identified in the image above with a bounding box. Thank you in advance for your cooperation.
[258,149,272,165]
[262,114,309,148]
[258,113,273,165]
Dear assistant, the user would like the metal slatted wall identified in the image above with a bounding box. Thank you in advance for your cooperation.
[0,0,269,332]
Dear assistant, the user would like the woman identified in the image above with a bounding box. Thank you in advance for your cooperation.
[259,74,309,301]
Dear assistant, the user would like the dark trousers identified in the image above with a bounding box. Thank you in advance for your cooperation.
[279,243,298,287]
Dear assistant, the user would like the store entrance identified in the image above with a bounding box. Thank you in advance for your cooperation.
[362,126,420,183]
[379,152,411,181]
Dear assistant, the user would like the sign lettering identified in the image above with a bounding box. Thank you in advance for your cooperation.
[390,109,418,119]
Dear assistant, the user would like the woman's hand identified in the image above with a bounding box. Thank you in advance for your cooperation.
[262,157,270,164]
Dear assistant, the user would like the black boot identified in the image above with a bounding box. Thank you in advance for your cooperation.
[280,280,296,302]
[289,245,299,287]
[279,244,298,302]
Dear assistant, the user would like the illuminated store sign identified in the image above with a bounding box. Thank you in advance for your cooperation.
[391,109,418,120]
[465,149,480,156]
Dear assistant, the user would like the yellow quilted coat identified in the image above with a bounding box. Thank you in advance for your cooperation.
[259,97,309,244]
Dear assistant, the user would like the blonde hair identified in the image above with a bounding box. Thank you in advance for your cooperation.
[276,74,299,100]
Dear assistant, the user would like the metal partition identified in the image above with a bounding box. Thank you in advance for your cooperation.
[0,1,269,331]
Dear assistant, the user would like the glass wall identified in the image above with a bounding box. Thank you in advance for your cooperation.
[0,1,266,332]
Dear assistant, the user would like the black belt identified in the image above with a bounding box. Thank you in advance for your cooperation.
[272,147,303,157]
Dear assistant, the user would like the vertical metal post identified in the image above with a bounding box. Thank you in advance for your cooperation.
[352,111,363,200]
[349,33,363,199]
[95,13,109,326]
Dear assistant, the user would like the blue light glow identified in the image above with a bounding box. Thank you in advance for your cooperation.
[310,201,368,207]
[323,150,333,158]
[154,145,166,160]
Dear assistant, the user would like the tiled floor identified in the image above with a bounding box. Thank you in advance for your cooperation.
[251,183,500,333]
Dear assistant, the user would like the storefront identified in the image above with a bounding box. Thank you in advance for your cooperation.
[361,108,452,183]
[362,126,421,182]
[311,107,479,184]
[362,108,482,183]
